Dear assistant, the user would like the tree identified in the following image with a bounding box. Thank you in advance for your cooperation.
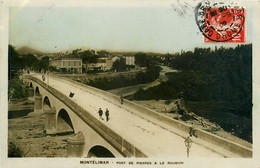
[97,50,110,57]
[80,50,97,63]
[23,54,38,68]
[8,79,28,99]
[48,66,57,72]
[32,60,40,72]
[39,56,49,71]
[112,58,127,72]
[72,48,81,55]
[135,52,147,67]
[8,45,22,79]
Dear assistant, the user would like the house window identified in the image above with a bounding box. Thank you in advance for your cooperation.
[63,61,65,66]
[74,61,76,66]
[79,61,81,66]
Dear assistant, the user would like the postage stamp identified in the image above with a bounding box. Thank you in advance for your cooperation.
[195,1,245,43]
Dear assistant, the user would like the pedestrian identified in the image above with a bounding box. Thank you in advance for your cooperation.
[105,108,110,121]
[120,95,123,105]
[69,92,74,98]
[98,108,103,120]
[189,127,198,138]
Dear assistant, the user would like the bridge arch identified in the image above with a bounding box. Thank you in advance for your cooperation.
[87,145,115,158]
[43,96,51,108]
[35,86,40,95]
[57,108,74,134]
[29,82,33,87]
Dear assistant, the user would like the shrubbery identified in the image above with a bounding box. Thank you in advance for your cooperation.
[86,65,162,90]
[8,79,28,99]
[132,44,252,142]
[133,44,252,118]
[8,141,23,157]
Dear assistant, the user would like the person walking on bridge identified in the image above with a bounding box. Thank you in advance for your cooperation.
[120,95,124,105]
[42,75,45,81]
[98,108,103,120]
[105,108,110,121]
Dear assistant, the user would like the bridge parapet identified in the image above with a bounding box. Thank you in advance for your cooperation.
[122,97,253,158]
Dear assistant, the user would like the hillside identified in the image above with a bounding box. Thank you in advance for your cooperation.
[17,46,44,56]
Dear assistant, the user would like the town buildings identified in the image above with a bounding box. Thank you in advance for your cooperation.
[50,54,82,73]
[86,58,113,71]
[50,52,136,73]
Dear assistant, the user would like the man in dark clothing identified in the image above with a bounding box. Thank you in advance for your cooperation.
[98,108,103,120]
[42,75,45,81]
[120,95,123,105]
[69,92,74,98]
[105,108,110,121]
[189,127,198,138]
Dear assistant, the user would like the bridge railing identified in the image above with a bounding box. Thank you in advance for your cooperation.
[127,100,253,156]
[25,75,147,158]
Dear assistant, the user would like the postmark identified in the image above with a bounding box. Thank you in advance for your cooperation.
[195,1,245,43]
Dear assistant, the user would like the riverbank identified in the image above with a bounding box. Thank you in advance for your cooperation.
[133,99,252,148]
[8,99,71,157]
[107,66,178,97]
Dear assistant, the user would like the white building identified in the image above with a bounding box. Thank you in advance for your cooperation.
[50,54,82,73]
[124,55,135,66]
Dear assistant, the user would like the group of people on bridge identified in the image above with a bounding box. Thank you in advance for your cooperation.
[98,108,110,121]
[97,95,124,122]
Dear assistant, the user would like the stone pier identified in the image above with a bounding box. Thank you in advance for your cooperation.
[67,132,85,157]
[44,106,56,135]
[28,87,34,101]
[34,94,42,113]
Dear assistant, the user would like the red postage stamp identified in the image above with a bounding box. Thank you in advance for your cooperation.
[195,2,245,43]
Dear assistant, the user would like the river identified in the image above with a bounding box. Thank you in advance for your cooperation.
[107,66,178,97]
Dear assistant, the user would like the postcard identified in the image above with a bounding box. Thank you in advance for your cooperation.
[1,0,260,167]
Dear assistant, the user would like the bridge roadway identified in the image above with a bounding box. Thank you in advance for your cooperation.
[32,73,224,158]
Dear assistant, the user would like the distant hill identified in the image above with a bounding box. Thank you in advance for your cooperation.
[17,46,44,56]
[110,51,166,57]
[16,46,169,58]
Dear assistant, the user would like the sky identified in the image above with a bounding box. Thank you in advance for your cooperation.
[9,3,252,54]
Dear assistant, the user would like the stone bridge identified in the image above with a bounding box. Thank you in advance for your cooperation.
[22,73,252,158]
